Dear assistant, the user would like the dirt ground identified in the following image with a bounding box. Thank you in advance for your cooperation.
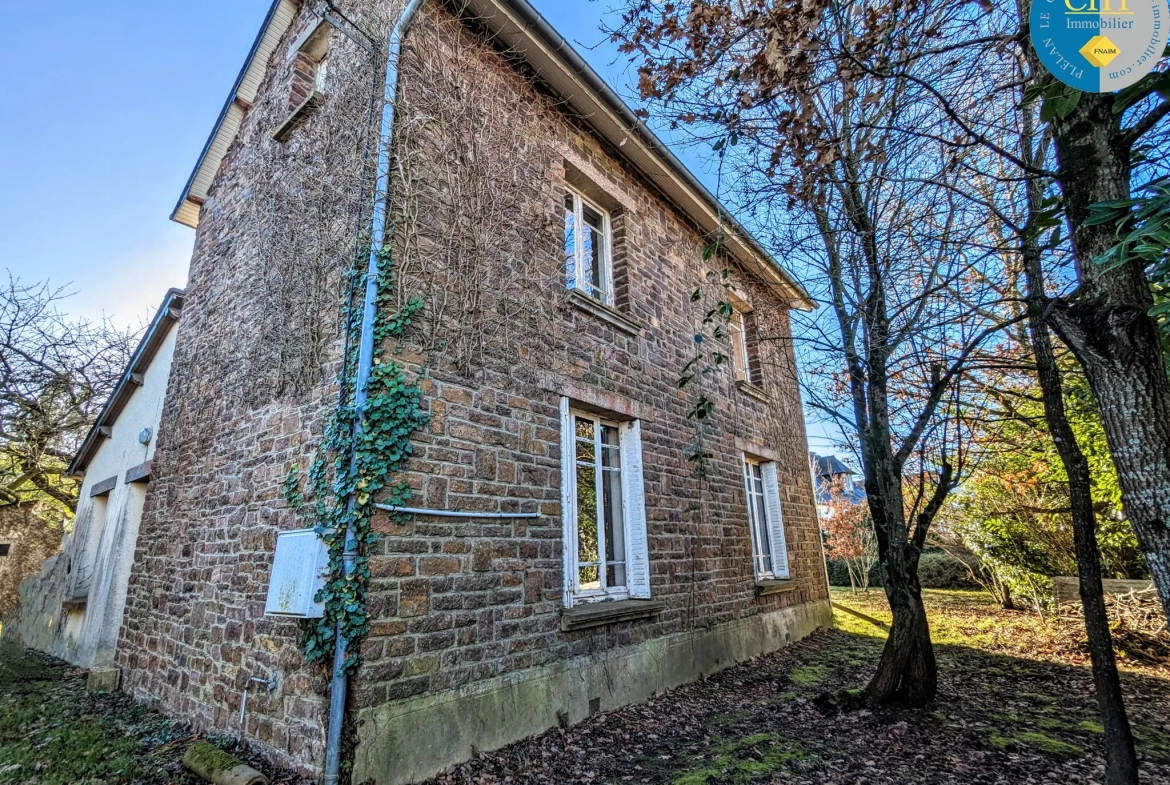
[1,589,1168,784]
[426,589,1170,785]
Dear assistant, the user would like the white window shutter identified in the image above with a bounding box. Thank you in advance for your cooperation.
[559,398,578,606]
[761,462,791,579]
[620,420,651,598]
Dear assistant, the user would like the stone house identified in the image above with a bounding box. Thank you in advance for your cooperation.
[6,290,183,689]
[111,1,831,783]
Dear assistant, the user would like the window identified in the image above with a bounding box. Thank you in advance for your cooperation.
[743,457,791,580]
[0,543,9,557]
[274,19,331,141]
[727,297,764,386]
[564,190,614,305]
[729,308,751,383]
[290,20,331,109]
[560,399,650,605]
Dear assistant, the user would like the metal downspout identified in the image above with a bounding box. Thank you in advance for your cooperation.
[323,1,426,783]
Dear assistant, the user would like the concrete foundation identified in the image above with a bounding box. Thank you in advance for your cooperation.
[87,666,120,693]
[353,599,832,785]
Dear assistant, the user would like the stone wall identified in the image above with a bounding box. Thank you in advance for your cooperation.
[113,1,828,780]
[360,0,825,698]
[350,13,828,780]
[0,505,63,627]
[113,3,359,773]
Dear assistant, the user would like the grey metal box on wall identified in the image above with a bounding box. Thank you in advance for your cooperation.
[264,528,329,618]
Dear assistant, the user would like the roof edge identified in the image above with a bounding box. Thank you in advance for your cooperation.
[488,0,814,310]
[68,289,186,477]
[170,0,294,228]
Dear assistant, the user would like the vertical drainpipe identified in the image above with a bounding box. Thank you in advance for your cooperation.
[323,1,426,783]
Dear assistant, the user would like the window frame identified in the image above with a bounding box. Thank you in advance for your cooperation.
[560,399,651,607]
[728,307,752,383]
[564,189,615,306]
[742,455,791,581]
[743,457,773,579]
[565,409,629,603]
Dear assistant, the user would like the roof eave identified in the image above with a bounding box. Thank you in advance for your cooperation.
[170,0,298,228]
[67,290,186,477]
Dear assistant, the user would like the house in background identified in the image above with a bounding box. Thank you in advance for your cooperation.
[7,290,183,691]
[811,453,866,518]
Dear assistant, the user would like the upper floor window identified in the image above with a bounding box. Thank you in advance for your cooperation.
[0,543,9,557]
[560,399,651,606]
[743,456,790,580]
[729,308,752,383]
[564,190,614,305]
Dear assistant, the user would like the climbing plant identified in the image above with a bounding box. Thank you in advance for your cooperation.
[284,247,430,673]
[679,227,735,480]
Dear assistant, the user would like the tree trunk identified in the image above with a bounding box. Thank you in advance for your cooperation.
[1021,129,1140,783]
[867,544,937,706]
[1045,92,1170,625]
[1025,308,1140,785]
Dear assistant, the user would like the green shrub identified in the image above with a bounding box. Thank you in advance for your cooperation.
[826,550,979,590]
[916,550,980,590]
[826,558,882,588]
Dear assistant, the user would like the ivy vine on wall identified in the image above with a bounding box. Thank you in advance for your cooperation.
[283,246,430,673]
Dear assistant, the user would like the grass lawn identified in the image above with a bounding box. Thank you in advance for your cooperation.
[0,641,304,785]
[2,590,1167,784]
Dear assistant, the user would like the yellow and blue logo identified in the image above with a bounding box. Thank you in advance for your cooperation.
[1032,0,1168,91]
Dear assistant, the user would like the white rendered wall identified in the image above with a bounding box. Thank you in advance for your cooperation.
[38,323,177,668]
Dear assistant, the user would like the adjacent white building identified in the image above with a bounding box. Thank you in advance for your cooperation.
[8,290,183,686]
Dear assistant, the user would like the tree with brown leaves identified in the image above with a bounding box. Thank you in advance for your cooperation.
[613,0,1020,707]
[822,475,877,593]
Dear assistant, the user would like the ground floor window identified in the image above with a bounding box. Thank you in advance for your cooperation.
[743,456,791,580]
[560,399,650,605]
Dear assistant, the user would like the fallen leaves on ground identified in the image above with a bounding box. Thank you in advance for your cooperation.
[427,589,1170,785]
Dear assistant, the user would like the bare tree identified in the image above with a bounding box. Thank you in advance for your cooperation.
[615,0,1017,705]
[0,278,137,515]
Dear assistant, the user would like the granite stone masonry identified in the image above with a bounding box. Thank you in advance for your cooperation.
[112,1,831,781]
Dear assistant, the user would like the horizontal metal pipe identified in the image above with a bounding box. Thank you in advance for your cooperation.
[375,504,541,519]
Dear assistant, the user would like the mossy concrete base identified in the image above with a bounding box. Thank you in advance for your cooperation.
[86,666,120,693]
[353,599,831,785]
[182,741,269,785]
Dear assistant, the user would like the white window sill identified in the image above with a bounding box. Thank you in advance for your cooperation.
[560,598,665,631]
[567,289,642,337]
[735,379,770,404]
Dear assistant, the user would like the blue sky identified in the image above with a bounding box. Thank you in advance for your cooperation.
[0,0,840,456]
[0,1,647,330]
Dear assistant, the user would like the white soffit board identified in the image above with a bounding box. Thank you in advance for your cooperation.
[171,0,298,228]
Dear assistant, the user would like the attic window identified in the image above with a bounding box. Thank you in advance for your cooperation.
[274,17,332,141]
